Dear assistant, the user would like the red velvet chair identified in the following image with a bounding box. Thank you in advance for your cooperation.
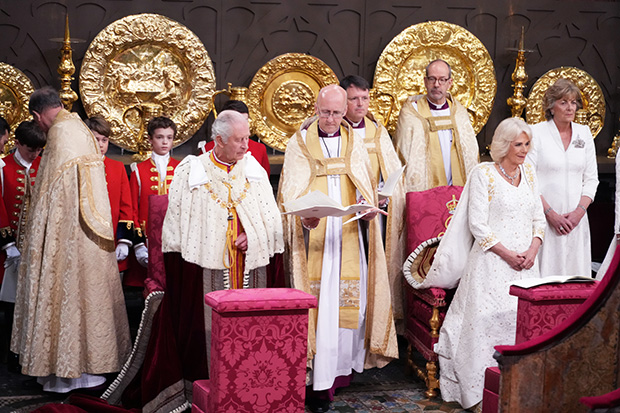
[192,288,317,413]
[402,185,463,398]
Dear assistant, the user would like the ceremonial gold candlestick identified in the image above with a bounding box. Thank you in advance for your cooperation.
[57,14,78,111]
[507,27,531,119]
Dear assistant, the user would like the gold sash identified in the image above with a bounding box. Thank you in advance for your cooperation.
[306,123,361,329]
[417,98,466,187]
[362,118,382,185]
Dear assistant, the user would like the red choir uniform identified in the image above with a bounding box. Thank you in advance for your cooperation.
[104,156,140,272]
[202,139,270,176]
[0,154,38,284]
[125,156,179,287]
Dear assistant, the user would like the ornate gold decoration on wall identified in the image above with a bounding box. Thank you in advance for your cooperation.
[79,13,216,157]
[372,21,497,135]
[247,53,338,152]
[57,14,78,111]
[0,62,34,154]
[525,67,605,138]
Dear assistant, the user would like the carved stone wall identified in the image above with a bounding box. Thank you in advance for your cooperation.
[1,0,618,158]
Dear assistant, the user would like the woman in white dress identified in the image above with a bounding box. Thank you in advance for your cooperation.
[527,78,599,276]
[435,117,545,410]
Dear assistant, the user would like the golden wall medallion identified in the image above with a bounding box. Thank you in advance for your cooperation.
[79,13,215,154]
[247,53,338,152]
[525,67,605,138]
[0,63,34,153]
[373,21,496,135]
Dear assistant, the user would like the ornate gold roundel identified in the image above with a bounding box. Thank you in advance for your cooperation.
[0,62,34,153]
[79,14,216,153]
[248,53,339,152]
[525,67,605,138]
[373,21,497,135]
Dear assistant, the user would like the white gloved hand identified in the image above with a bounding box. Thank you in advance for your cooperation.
[4,245,20,268]
[115,243,129,261]
[134,244,149,267]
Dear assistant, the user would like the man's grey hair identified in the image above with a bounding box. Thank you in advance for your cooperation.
[211,110,246,145]
[28,86,62,115]
[425,59,452,78]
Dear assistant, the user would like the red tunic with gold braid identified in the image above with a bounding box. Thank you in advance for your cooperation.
[1,154,40,249]
[125,156,179,287]
[0,154,38,284]
[104,156,139,272]
[129,157,180,237]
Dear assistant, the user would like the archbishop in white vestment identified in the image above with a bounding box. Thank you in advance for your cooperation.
[278,108,398,393]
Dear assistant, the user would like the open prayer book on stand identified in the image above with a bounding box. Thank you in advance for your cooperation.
[510,275,595,289]
[282,190,374,219]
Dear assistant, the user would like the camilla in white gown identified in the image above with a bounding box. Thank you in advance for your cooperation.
[415,118,546,409]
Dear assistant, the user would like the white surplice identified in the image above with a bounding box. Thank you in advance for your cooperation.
[435,163,545,409]
[301,131,368,391]
[528,120,599,276]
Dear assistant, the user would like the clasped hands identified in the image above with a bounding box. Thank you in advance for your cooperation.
[547,206,585,236]
[502,239,542,271]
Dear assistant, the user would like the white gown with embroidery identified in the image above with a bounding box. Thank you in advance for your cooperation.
[435,162,546,409]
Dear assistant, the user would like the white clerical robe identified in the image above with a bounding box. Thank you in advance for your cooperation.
[304,132,368,390]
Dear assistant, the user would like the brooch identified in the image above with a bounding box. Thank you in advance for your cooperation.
[573,135,585,149]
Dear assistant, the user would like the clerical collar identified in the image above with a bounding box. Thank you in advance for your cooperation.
[427,99,449,110]
[15,149,33,171]
[318,125,341,138]
[344,117,365,129]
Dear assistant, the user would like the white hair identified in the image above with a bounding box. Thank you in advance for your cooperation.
[211,110,247,145]
[489,117,533,163]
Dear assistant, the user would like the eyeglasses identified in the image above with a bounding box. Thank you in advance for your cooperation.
[425,77,451,85]
[318,109,345,118]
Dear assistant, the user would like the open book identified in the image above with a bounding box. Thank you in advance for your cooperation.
[378,165,406,200]
[282,190,374,219]
[510,275,595,289]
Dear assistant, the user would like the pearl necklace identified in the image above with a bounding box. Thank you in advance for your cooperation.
[498,163,520,185]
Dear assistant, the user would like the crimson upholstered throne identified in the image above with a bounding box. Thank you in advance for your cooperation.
[402,185,463,398]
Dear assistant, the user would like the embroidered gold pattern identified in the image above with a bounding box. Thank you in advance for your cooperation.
[204,181,251,210]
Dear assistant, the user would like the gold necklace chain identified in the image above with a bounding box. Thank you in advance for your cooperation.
[204,181,251,210]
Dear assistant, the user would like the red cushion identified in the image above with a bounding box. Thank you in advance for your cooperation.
[192,380,211,413]
[509,282,599,302]
[510,282,598,345]
[406,186,463,253]
[484,367,501,393]
[205,288,317,313]
[482,389,499,413]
